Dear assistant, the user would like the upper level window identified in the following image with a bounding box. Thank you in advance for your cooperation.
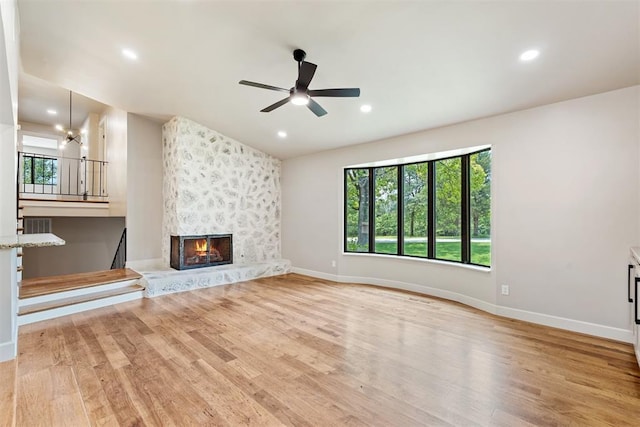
[21,135,59,186]
[22,154,58,185]
[344,146,491,267]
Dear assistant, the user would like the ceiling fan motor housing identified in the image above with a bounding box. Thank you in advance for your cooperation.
[293,49,306,62]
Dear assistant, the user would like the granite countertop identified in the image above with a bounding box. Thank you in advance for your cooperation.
[0,233,65,249]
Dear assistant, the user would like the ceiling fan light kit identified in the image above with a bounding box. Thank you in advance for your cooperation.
[239,49,361,117]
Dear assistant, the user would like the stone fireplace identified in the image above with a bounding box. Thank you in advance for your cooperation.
[162,117,281,268]
[170,234,232,270]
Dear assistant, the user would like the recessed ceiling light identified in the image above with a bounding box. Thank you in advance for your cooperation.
[277,131,287,138]
[80,128,87,135]
[122,48,138,60]
[55,124,64,131]
[46,109,57,115]
[519,49,540,61]
[360,104,372,113]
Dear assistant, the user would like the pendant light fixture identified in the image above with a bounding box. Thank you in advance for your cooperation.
[59,90,83,148]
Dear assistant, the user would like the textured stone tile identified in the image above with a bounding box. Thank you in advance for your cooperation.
[162,117,282,266]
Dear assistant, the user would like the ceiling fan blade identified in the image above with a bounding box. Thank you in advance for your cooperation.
[239,80,289,93]
[308,88,361,98]
[297,61,317,89]
[307,98,327,117]
[261,97,291,112]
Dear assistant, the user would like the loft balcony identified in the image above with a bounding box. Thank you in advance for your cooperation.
[18,151,110,217]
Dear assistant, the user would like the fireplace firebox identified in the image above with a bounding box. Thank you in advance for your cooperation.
[170,234,232,270]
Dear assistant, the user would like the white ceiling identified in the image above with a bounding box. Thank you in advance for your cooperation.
[17,1,640,159]
[19,73,108,130]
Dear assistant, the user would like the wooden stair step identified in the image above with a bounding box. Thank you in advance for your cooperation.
[18,284,145,316]
[20,268,142,299]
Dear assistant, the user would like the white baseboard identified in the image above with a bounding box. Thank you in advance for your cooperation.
[291,267,634,344]
[291,267,340,283]
[0,340,16,362]
[495,306,634,343]
[127,258,164,271]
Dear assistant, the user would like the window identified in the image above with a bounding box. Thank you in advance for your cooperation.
[344,147,491,267]
[435,157,462,262]
[403,163,428,257]
[345,169,370,252]
[374,166,398,254]
[23,155,58,185]
[470,151,491,265]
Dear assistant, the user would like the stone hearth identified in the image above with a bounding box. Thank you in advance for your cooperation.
[140,259,291,297]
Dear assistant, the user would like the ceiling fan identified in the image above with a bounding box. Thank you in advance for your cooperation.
[239,49,360,117]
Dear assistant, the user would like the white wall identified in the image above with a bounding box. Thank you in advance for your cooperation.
[23,217,125,277]
[282,86,640,341]
[0,0,19,362]
[126,113,163,265]
[81,112,100,160]
[104,106,127,216]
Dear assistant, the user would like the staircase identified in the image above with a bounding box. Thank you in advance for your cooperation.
[18,268,144,325]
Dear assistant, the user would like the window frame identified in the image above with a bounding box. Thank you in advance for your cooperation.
[22,153,59,186]
[344,147,491,268]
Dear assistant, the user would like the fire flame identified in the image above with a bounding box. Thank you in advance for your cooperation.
[194,239,207,254]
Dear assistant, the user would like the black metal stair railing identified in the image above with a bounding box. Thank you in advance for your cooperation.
[111,228,127,270]
[18,151,108,199]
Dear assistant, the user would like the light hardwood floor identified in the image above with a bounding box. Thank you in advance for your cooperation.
[2,273,640,426]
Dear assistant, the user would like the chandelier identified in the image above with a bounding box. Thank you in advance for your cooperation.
[59,91,84,148]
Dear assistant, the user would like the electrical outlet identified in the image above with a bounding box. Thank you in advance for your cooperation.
[501,285,510,296]
[331,260,337,268]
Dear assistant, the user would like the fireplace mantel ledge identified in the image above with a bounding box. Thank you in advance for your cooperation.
[138,259,292,297]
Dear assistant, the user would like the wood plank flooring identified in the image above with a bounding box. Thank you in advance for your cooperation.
[20,268,142,299]
[0,360,15,427]
[6,273,640,426]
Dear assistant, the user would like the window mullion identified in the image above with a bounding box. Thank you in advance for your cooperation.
[461,155,470,263]
[427,160,435,259]
[397,165,404,255]
[368,167,375,253]
[30,156,35,185]
[343,168,348,251]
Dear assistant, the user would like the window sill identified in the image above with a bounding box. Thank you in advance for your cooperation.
[342,251,491,273]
